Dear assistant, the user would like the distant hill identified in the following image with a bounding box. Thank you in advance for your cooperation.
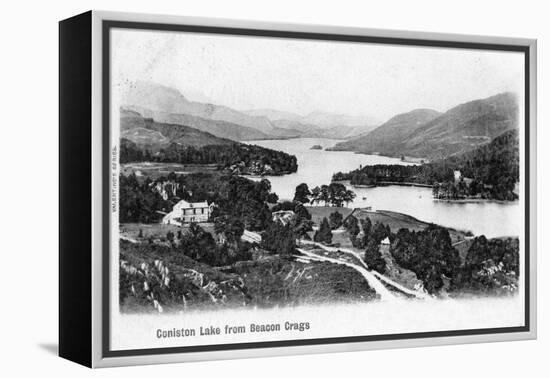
[244,109,303,122]
[246,108,378,139]
[301,111,379,130]
[123,82,380,140]
[329,108,441,155]
[123,105,271,141]
[400,92,518,159]
[122,81,276,134]
[119,109,297,175]
[329,93,518,160]
[120,108,235,150]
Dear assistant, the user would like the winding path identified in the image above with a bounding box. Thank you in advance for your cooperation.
[298,239,429,300]
[297,247,397,302]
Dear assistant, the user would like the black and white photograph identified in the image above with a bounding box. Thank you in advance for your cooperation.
[2,0,548,375]
[108,23,529,352]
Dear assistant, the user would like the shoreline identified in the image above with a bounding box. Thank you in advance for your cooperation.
[334,179,518,204]
[361,181,433,188]
[433,198,517,205]
[325,148,428,163]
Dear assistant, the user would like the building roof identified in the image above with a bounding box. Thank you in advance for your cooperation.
[173,200,209,209]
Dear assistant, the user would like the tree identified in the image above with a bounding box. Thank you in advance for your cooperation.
[294,183,311,204]
[364,238,387,274]
[327,183,351,207]
[166,231,175,243]
[318,185,330,206]
[360,217,372,239]
[456,236,520,292]
[310,186,321,205]
[266,192,279,204]
[371,222,389,243]
[261,222,296,257]
[213,215,244,244]
[314,217,332,244]
[390,225,461,294]
[328,211,344,230]
[344,215,360,238]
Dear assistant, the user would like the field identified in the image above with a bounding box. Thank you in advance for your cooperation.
[306,206,355,225]
[121,162,219,179]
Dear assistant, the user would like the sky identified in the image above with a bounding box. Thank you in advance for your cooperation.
[112,28,525,123]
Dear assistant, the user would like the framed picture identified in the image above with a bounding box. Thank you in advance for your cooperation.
[59,10,537,368]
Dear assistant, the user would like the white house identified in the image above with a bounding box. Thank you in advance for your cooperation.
[162,200,214,225]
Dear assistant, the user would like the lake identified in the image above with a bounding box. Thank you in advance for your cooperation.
[248,138,521,238]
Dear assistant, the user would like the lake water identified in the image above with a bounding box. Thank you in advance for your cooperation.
[248,138,521,238]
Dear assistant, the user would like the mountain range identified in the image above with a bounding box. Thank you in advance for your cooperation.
[120,108,235,150]
[329,92,518,160]
[121,82,519,161]
[121,81,378,140]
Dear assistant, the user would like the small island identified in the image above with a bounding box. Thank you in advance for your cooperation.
[310,144,323,150]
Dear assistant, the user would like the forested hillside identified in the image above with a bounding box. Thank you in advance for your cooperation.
[330,93,518,160]
[333,129,519,201]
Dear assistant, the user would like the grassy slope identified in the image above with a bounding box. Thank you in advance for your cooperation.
[124,105,272,141]
[330,92,518,160]
[120,108,236,149]
[329,108,441,155]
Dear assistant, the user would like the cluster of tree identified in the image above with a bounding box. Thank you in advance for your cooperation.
[214,176,274,231]
[328,211,343,230]
[344,215,389,273]
[271,201,314,239]
[151,173,276,231]
[213,215,245,244]
[314,217,332,244]
[390,225,461,293]
[454,236,519,294]
[119,173,172,223]
[178,222,252,266]
[333,164,453,186]
[120,138,298,175]
[333,130,519,201]
[261,222,297,257]
[294,182,356,207]
[120,171,277,232]
[432,178,486,200]
[345,216,390,248]
[309,183,356,207]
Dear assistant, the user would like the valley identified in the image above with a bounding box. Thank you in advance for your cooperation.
[117,83,522,315]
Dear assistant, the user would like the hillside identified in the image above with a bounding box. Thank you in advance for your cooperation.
[119,109,297,175]
[247,108,378,138]
[122,81,276,134]
[333,129,520,201]
[301,111,378,129]
[123,82,380,140]
[328,108,441,155]
[123,106,271,141]
[329,93,518,160]
[120,108,235,149]
[401,92,519,159]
